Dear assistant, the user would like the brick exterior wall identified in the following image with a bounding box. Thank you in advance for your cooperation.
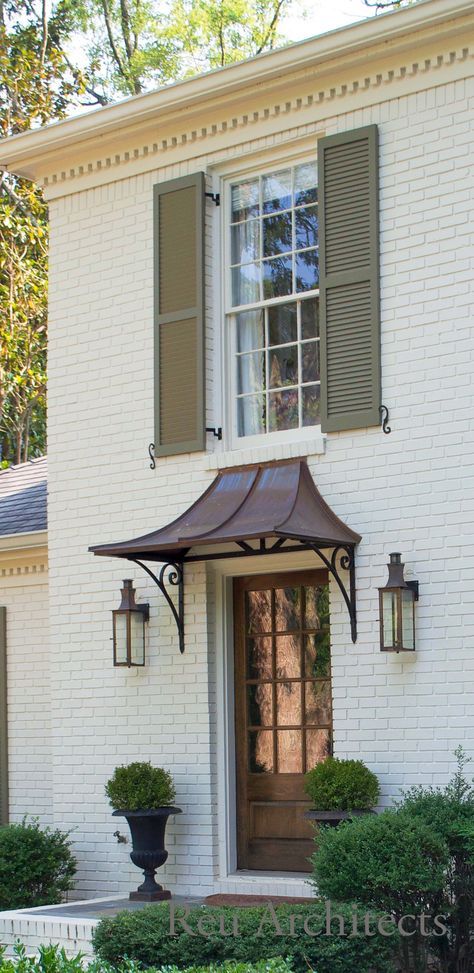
[34,46,474,899]
[0,556,51,825]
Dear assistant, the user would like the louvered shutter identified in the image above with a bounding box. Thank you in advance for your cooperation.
[318,125,380,432]
[154,173,205,457]
[0,608,8,824]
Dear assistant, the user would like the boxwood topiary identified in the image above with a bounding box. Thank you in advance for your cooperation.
[304,757,380,811]
[105,762,176,811]
[92,901,398,973]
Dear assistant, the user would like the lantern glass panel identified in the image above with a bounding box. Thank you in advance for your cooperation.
[130,611,146,665]
[114,613,128,665]
[381,590,397,649]
[401,588,415,650]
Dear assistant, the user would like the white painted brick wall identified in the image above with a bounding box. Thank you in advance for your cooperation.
[0,561,51,825]
[44,60,474,900]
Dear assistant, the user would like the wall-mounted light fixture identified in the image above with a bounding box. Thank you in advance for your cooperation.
[113,580,149,667]
[379,553,419,653]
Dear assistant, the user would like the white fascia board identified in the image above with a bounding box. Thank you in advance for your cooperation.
[0,0,472,182]
[0,530,47,553]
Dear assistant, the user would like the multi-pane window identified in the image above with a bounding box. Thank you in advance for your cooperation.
[245,582,332,774]
[228,162,320,439]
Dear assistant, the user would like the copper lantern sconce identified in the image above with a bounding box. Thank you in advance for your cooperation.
[112,580,150,667]
[379,553,419,653]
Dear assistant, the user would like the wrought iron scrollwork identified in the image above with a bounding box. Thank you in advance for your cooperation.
[308,543,357,643]
[148,444,156,470]
[130,558,184,654]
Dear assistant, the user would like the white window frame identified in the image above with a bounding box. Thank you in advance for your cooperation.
[222,153,321,452]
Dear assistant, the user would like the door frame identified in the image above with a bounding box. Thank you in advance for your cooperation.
[211,549,332,879]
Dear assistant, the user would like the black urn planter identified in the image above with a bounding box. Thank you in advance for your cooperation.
[304,809,375,827]
[113,807,182,901]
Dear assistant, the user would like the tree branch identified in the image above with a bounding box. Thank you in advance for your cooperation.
[100,0,128,81]
[0,172,40,225]
[255,0,287,55]
[39,0,48,70]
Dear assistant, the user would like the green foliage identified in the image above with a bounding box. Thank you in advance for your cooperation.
[0,943,88,973]
[0,0,302,462]
[105,762,176,811]
[304,757,380,811]
[311,748,474,973]
[0,818,76,910]
[395,746,474,973]
[156,962,293,973]
[0,943,292,973]
[0,1,84,464]
[311,810,448,914]
[92,901,397,973]
[58,0,299,102]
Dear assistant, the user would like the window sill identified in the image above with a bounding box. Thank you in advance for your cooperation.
[205,434,325,471]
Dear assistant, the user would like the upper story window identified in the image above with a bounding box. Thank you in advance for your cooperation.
[227,162,320,442]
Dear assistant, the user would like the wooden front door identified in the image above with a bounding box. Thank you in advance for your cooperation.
[234,570,332,872]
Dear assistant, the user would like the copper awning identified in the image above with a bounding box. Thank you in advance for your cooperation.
[90,460,361,648]
[91,460,360,561]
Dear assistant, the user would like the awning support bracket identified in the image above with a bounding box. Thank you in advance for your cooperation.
[308,543,357,643]
[130,557,185,654]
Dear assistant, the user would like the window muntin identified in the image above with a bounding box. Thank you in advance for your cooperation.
[228,162,320,439]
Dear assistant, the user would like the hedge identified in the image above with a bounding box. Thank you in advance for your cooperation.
[92,901,398,973]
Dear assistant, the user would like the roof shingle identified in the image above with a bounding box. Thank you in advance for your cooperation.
[0,457,47,537]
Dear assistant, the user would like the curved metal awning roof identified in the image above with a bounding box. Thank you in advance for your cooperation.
[90,460,361,647]
[90,460,360,563]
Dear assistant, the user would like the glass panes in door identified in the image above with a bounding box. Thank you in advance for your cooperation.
[245,580,332,775]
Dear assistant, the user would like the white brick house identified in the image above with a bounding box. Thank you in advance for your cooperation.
[0,0,473,902]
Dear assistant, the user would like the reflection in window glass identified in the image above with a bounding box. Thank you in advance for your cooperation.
[277,682,302,726]
[275,634,300,679]
[277,730,303,772]
[275,587,301,631]
[306,728,331,768]
[245,582,332,776]
[238,351,265,395]
[247,636,273,679]
[249,730,273,773]
[230,162,320,438]
[248,683,273,727]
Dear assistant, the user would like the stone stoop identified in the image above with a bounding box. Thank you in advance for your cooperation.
[0,898,115,958]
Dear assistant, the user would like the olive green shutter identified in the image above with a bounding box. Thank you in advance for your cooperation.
[154,173,205,457]
[319,125,380,432]
[0,608,8,824]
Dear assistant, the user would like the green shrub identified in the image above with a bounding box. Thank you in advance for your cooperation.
[92,901,397,973]
[105,762,176,811]
[304,757,380,811]
[311,750,474,973]
[311,809,447,914]
[0,819,76,910]
[157,962,293,973]
[395,746,474,973]
[0,944,291,973]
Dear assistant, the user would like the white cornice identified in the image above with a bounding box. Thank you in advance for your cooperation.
[0,530,47,553]
[0,0,472,189]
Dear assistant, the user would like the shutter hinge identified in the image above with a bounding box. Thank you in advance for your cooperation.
[206,427,223,440]
[205,192,220,206]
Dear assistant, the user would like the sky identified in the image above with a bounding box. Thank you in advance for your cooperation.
[281,0,377,42]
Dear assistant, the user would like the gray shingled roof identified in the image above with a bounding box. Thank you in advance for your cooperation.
[0,457,47,537]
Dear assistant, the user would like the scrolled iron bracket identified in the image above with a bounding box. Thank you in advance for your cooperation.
[308,543,357,643]
[148,444,156,470]
[129,558,184,654]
